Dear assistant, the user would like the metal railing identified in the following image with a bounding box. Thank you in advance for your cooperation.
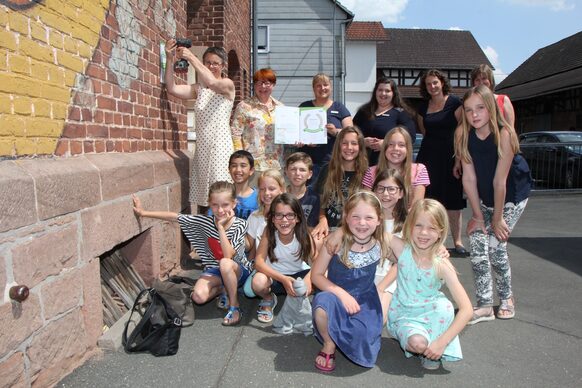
[519,142,582,191]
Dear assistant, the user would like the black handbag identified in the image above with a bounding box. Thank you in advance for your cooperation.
[152,276,196,327]
[122,288,182,356]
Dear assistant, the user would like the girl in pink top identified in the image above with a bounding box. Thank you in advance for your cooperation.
[362,126,430,209]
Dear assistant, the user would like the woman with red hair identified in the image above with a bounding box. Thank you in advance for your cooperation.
[231,68,284,184]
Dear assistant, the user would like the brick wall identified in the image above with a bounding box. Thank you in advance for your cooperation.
[0,0,189,158]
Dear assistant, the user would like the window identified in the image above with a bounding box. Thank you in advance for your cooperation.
[257,25,269,53]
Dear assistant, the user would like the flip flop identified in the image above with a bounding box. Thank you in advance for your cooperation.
[314,351,336,372]
[256,293,278,323]
[497,298,515,319]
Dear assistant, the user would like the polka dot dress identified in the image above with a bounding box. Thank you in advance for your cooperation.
[191,87,234,206]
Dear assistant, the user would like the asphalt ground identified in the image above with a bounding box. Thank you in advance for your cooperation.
[58,194,582,388]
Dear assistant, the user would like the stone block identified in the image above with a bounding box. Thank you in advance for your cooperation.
[12,224,79,288]
[168,179,189,213]
[41,269,82,320]
[85,153,155,201]
[121,228,158,285]
[0,352,26,388]
[0,161,37,233]
[0,293,43,358]
[17,157,101,220]
[81,258,103,348]
[80,188,166,261]
[28,309,87,388]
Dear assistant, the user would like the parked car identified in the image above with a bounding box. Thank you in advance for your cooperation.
[519,131,582,189]
[413,133,423,161]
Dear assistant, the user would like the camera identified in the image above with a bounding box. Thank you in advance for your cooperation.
[174,38,192,74]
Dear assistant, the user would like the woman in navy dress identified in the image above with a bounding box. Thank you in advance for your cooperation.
[416,69,466,255]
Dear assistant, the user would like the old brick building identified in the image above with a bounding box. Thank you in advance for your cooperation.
[0,1,251,386]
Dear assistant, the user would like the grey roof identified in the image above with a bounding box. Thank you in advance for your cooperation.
[377,28,492,70]
[496,31,582,100]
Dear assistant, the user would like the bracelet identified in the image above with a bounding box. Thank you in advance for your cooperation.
[471,217,485,223]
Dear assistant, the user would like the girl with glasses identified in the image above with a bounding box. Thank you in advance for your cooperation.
[362,126,430,210]
[250,193,317,323]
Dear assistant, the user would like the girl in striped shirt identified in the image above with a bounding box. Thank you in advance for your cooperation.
[132,181,251,326]
[362,126,430,209]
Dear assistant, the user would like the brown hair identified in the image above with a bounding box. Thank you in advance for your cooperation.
[377,126,414,197]
[207,181,236,203]
[471,64,495,90]
[372,168,408,234]
[419,69,451,100]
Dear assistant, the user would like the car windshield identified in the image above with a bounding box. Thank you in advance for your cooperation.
[555,133,582,142]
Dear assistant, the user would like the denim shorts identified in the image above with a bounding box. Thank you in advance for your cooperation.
[201,262,250,287]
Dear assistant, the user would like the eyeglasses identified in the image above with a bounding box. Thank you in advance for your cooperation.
[204,61,223,67]
[256,81,273,87]
[374,185,401,195]
[273,212,297,220]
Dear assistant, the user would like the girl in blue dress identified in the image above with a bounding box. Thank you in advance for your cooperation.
[388,199,472,369]
[311,192,391,372]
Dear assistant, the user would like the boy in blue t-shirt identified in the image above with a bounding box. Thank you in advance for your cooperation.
[285,152,320,229]
[229,150,259,220]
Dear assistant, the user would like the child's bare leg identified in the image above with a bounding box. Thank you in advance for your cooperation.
[191,276,222,304]
[406,334,428,354]
[379,291,393,326]
[313,307,337,368]
[252,272,273,299]
[219,259,241,308]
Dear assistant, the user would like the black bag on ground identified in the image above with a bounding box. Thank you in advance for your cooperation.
[152,276,196,326]
[122,288,182,356]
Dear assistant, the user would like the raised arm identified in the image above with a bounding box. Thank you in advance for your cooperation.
[132,194,178,222]
[164,39,197,100]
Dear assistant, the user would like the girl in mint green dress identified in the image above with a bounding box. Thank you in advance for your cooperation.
[387,199,472,369]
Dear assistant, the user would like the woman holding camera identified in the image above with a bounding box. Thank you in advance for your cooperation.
[164,39,235,213]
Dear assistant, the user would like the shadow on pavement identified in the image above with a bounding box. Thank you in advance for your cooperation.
[510,237,582,276]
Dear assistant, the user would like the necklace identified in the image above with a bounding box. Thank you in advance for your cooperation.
[354,236,373,250]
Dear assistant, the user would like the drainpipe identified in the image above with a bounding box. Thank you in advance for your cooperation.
[332,1,336,98]
[252,0,257,88]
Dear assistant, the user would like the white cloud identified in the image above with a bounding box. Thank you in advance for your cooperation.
[482,46,508,83]
[340,0,409,23]
[448,26,463,31]
[502,0,575,11]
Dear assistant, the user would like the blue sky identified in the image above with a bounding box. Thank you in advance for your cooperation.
[340,0,582,83]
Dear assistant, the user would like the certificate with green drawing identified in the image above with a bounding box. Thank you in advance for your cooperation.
[274,106,327,145]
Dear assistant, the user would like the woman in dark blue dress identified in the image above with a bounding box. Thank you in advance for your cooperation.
[416,69,466,255]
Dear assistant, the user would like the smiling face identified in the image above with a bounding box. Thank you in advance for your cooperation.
[313,80,332,101]
[425,75,443,98]
[385,132,408,167]
[375,82,394,108]
[411,211,441,251]
[254,78,274,103]
[472,74,492,90]
[340,132,360,163]
[272,203,298,238]
[229,157,254,185]
[374,177,404,213]
[285,160,312,188]
[346,201,381,242]
[258,176,283,208]
[464,94,491,132]
[208,191,236,221]
[203,53,225,79]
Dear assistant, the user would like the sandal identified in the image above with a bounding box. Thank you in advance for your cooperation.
[467,306,495,325]
[222,306,243,326]
[314,351,336,372]
[256,293,278,323]
[216,291,229,310]
[497,298,515,319]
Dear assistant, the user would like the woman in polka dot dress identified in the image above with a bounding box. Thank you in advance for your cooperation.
[165,39,235,212]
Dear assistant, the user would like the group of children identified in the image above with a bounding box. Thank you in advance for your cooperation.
[132,85,530,372]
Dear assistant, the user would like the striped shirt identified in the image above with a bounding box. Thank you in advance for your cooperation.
[177,214,250,270]
[361,163,430,189]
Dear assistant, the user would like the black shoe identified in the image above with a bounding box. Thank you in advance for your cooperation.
[454,245,469,257]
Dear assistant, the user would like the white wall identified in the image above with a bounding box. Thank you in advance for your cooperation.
[345,41,377,114]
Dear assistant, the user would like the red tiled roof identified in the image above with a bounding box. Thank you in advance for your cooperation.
[347,21,388,41]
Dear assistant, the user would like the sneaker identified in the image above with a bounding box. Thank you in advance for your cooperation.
[216,292,228,310]
[420,356,441,370]
[467,306,495,325]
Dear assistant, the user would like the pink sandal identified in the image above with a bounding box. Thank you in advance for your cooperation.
[314,351,336,372]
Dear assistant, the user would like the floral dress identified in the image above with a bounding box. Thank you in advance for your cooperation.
[388,245,462,361]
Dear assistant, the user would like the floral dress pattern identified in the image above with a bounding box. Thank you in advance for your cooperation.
[231,96,284,172]
[388,245,462,361]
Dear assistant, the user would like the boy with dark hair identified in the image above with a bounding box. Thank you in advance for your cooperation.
[229,150,259,219]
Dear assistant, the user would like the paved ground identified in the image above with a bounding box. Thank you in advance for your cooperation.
[58,194,582,388]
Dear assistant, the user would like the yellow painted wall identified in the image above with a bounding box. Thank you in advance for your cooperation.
[0,0,110,157]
